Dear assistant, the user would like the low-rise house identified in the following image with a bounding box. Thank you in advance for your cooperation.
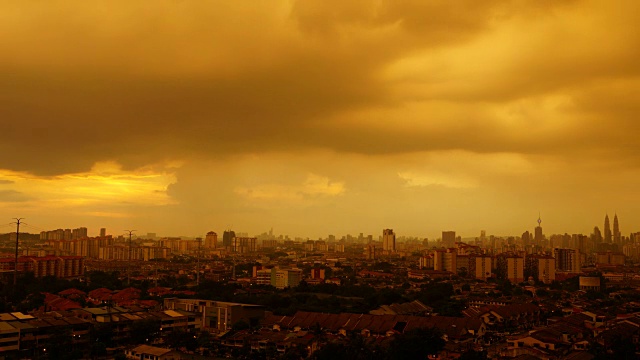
[125,344,182,360]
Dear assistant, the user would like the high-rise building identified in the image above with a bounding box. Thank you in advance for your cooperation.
[366,244,376,260]
[71,227,87,240]
[554,248,581,273]
[522,231,531,247]
[525,254,556,283]
[442,231,456,247]
[497,254,524,283]
[382,229,395,253]
[100,228,106,237]
[205,231,218,248]
[222,230,235,248]
[593,226,603,244]
[470,255,492,281]
[604,214,612,243]
[433,249,457,272]
[419,255,434,269]
[613,213,621,244]
[232,237,257,253]
[534,215,543,243]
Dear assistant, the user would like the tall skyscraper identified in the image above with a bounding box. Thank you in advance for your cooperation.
[593,226,603,244]
[442,231,456,247]
[223,230,235,248]
[613,213,621,244]
[382,229,395,253]
[205,231,218,248]
[604,214,612,243]
[100,228,106,237]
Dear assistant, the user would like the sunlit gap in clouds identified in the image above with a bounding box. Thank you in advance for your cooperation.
[0,161,178,215]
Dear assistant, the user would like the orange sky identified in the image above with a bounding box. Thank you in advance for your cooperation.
[1,1,639,239]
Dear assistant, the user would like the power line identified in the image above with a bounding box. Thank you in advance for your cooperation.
[20,222,46,232]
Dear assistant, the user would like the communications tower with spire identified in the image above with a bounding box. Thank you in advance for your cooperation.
[534,213,544,243]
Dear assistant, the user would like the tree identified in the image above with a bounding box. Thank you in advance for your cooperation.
[385,328,445,360]
[458,350,487,360]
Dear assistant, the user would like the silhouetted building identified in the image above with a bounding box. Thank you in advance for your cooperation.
[205,231,217,248]
[592,226,603,245]
[522,230,531,247]
[223,230,235,248]
[232,237,256,253]
[604,214,612,243]
[433,249,457,272]
[497,254,524,283]
[366,244,376,260]
[613,213,621,244]
[442,231,456,247]
[534,215,543,243]
[382,229,395,253]
[554,248,581,273]
[525,254,555,283]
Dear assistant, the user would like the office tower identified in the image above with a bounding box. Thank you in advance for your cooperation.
[382,229,395,253]
[100,228,106,237]
[205,231,218,248]
[604,214,612,243]
[442,231,456,247]
[534,215,543,243]
[222,230,235,248]
[613,214,621,244]
[522,231,531,247]
[593,226,603,244]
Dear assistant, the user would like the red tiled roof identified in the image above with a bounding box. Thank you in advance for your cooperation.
[263,311,477,338]
[58,288,86,296]
[43,292,82,311]
[88,288,114,301]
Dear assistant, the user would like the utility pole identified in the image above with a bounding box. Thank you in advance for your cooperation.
[124,230,136,286]
[12,218,23,286]
[196,237,202,286]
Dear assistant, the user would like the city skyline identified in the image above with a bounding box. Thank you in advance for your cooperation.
[3,211,634,242]
[2,1,640,238]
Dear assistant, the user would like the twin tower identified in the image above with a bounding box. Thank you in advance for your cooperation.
[603,213,621,243]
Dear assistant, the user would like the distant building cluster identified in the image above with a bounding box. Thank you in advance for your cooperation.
[0,256,84,278]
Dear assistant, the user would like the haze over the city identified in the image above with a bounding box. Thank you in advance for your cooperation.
[1,0,639,239]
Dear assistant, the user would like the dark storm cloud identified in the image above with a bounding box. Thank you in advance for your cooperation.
[1,0,638,177]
